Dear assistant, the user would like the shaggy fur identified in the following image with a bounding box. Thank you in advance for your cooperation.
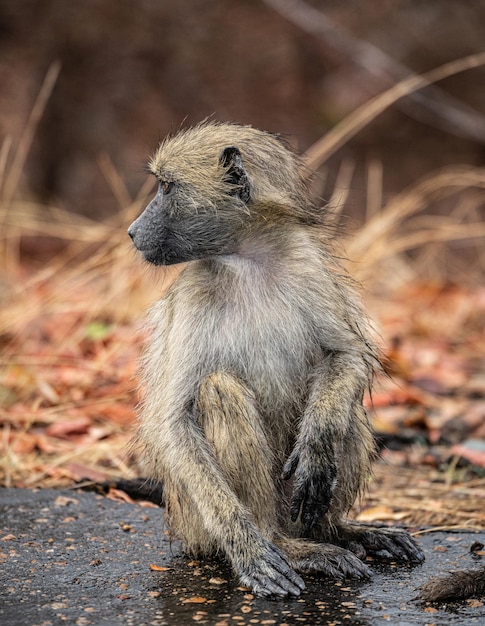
[128,122,424,596]
[417,566,485,602]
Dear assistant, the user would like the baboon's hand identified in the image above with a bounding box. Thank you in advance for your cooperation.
[237,538,306,597]
[282,439,337,533]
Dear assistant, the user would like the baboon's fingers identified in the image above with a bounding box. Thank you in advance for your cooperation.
[238,540,306,597]
[239,563,304,597]
[300,478,333,532]
[241,573,296,598]
[290,464,336,530]
[264,541,306,592]
[284,437,337,529]
[343,555,372,579]
[364,532,409,561]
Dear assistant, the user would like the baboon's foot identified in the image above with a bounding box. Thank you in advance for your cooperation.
[236,537,306,597]
[334,521,425,564]
[281,539,371,580]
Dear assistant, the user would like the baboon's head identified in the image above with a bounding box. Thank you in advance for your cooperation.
[128,121,311,265]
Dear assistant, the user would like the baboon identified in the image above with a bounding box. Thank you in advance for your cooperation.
[128,121,424,597]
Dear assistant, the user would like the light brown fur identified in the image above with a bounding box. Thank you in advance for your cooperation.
[417,565,485,602]
[128,121,424,596]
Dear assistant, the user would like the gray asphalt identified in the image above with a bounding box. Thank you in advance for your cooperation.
[0,488,483,625]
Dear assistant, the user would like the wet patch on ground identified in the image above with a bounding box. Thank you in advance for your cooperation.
[0,488,483,625]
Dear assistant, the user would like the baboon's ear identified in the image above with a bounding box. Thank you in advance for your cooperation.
[219,146,250,203]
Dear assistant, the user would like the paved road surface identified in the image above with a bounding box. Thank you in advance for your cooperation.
[1,488,483,625]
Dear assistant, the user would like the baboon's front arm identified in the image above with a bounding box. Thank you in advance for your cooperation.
[282,350,369,532]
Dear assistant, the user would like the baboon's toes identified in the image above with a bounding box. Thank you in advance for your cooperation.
[292,545,372,580]
[380,530,425,563]
[341,523,425,564]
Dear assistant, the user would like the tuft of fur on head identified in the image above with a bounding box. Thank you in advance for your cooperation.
[148,121,322,225]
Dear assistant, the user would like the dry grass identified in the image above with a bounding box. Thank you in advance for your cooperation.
[305,51,485,169]
[1,56,484,519]
[346,165,485,287]
[357,463,485,529]
[1,54,484,337]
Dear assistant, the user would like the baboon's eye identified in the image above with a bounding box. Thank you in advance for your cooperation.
[160,181,174,195]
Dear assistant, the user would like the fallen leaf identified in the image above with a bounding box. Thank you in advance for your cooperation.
[149,564,171,571]
[451,439,485,468]
[64,463,108,482]
[17,432,43,454]
[45,417,91,439]
[54,495,78,507]
[106,488,135,503]
[356,506,409,522]
[208,577,226,585]
[138,500,160,509]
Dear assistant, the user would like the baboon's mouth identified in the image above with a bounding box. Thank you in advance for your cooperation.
[138,246,181,266]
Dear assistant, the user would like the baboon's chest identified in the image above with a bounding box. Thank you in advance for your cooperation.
[164,260,324,413]
[196,281,318,408]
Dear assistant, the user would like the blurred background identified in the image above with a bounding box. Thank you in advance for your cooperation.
[1,0,485,221]
[0,1,484,519]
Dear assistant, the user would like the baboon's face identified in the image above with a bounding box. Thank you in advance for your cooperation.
[128,146,250,266]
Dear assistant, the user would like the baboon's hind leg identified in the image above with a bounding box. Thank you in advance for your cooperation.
[197,372,304,597]
[197,371,280,535]
[165,371,279,551]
